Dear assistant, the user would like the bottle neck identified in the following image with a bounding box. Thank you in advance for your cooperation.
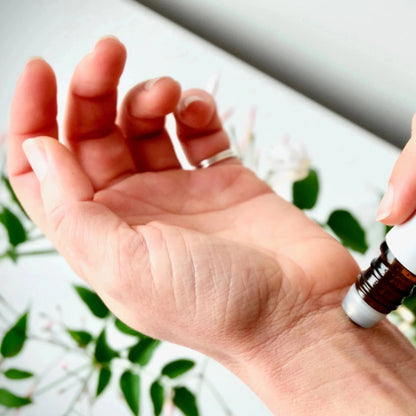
[356,242,416,314]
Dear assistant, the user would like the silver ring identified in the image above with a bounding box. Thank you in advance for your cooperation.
[196,149,238,169]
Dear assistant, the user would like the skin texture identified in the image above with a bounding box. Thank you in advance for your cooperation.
[7,38,416,415]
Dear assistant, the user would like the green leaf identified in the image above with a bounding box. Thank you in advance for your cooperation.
[1,312,28,357]
[292,168,319,210]
[1,175,28,218]
[114,318,142,337]
[120,370,140,416]
[0,388,32,407]
[128,337,161,366]
[384,224,393,236]
[327,209,368,254]
[94,329,119,364]
[74,285,109,319]
[150,380,164,416]
[161,359,195,379]
[4,368,33,380]
[96,366,112,397]
[0,207,27,247]
[67,329,93,348]
[403,289,416,314]
[173,386,199,416]
[3,248,18,263]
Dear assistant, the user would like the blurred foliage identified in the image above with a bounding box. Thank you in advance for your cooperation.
[0,286,199,415]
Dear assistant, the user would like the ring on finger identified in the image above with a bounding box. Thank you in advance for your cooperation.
[196,149,239,169]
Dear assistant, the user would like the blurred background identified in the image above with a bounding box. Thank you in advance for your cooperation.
[0,1,414,415]
[137,0,416,148]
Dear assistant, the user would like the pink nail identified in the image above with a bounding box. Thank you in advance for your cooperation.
[181,95,205,111]
[144,77,162,91]
[22,138,48,181]
[376,184,394,221]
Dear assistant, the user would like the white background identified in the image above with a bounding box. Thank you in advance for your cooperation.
[0,1,402,415]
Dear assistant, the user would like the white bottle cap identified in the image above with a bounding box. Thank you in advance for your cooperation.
[386,215,416,274]
[342,284,386,328]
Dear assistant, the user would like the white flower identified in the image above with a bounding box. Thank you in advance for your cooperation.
[205,71,221,97]
[239,107,257,156]
[259,135,310,186]
[397,305,415,324]
[220,107,235,124]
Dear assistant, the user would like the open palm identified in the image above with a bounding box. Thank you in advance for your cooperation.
[8,38,359,360]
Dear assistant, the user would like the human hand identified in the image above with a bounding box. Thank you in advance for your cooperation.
[7,37,358,357]
[9,37,416,415]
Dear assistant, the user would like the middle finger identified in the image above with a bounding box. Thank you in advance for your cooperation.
[64,37,136,190]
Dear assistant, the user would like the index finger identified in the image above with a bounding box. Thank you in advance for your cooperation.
[7,57,58,227]
[8,57,58,177]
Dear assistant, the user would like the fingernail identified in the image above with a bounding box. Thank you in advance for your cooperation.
[25,56,45,70]
[23,138,48,181]
[183,95,205,108]
[98,34,120,42]
[144,77,162,91]
[181,95,205,111]
[376,184,394,221]
[27,56,45,64]
[94,35,120,51]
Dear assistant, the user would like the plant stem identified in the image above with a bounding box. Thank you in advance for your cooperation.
[196,357,210,396]
[190,360,234,416]
[33,363,91,397]
[0,309,11,326]
[17,249,57,257]
[61,367,94,416]
[203,378,234,416]
[30,350,69,389]
[29,333,76,352]
[27,229,45,240]
[0,295,20,322]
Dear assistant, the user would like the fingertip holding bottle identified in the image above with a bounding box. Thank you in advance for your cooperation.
[376,183,394,222]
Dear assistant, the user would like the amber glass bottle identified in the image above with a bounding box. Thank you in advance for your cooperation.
[343,217,416,328]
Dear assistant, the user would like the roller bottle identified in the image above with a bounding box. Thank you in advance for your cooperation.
[342,215,416,328]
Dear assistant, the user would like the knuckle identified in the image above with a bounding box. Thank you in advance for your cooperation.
[47,202,69,236]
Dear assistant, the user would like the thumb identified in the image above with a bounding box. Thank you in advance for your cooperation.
[376,114,416,225]
[22,137,131,280]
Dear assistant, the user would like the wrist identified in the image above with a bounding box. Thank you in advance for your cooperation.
[225,302,416,415]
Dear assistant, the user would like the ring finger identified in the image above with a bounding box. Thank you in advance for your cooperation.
[174,89,239,168]
[117,76,182,171]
